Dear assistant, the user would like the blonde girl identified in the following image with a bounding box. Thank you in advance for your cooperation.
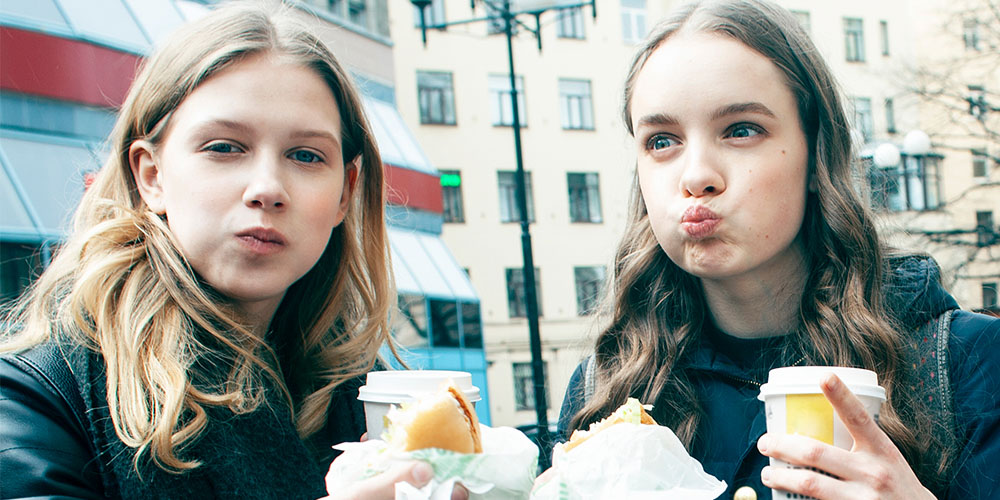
[557,1,1000,499]
[0,3,452,499]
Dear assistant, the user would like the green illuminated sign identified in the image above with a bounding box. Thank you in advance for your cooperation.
[440,173,462,187]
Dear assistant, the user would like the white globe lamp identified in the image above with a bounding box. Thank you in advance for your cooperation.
[903,130,931,156]
[873,143,901,167]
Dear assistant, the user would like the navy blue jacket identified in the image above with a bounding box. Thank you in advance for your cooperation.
[558,259,1000,499]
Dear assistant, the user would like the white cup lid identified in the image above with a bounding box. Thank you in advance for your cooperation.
[358,370,481,403]
[758,366,886,401]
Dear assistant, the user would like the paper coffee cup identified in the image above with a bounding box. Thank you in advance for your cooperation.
[357,370,481,439]
[758,366,886,500]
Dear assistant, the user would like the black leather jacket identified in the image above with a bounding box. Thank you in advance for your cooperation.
[1,344,367,499]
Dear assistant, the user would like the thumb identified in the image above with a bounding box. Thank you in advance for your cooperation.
[332,461,434,500]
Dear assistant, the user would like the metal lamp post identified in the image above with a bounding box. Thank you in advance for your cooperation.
[410,0,595,469]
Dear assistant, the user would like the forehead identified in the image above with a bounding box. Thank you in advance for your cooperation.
[630,31,797,120]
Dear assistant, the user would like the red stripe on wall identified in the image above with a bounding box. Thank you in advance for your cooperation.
[385,164,442,214]
[0,26,141,108]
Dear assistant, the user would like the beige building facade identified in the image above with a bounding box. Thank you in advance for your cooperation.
[387,0,998,427]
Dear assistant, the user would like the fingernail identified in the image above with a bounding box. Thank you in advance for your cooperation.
[412,462,433,483]
[757,435,769,453]
[452,483,470,500]
[825,373,840,389]
[761,466,772,483]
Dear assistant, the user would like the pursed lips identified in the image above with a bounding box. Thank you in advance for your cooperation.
[236,227,287,254]
[680,205,721,239]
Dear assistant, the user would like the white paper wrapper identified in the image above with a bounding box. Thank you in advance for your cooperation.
[325,425,538,500]
[530,423,726,500]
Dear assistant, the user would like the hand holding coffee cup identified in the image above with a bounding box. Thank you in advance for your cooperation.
[756,367,936,500]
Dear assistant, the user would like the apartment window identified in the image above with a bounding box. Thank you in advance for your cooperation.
[348,0,368,28]
[972,149,989,178]
[879,20,889,56]
[852,97,874,142]
[885,98,896,134]
[489,74,526,127]
[963,18,980,50]
[440,170,465,222]
[790,10,810,33]
[557,6,585,39]
[559,79,594,130]
[567,172,602,222]
[498,171,535,223]
[868,155,941,212]
[844,17,865,62]
[506,267,542,318]
[413,0,445,27]
[621,0,647,44]
[1,242,43,305]
[983,283,998,312]
[574,266,606,315]
[976,211,996,247]
[324,0,388,37]
[513,361,549,411]
[417,71,456,125]
[392,294,429,349]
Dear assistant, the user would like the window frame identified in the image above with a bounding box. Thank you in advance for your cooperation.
[488,74,527,127]
[567,172,602,223]
[440,169,465,223]
[844,17,866,62]
[620,0,647,44]
[556,6,585,39]
[505,267,542,318]
[498,170,535,223]
[559,78,595,131]
[513,361,550,411]
[574,265,606,315]
[417,70,457,125]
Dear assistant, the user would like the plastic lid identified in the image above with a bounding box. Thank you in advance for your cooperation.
[758,366,886,401]
[357,370,481,403]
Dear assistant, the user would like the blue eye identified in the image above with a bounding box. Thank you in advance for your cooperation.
[647,134,678,151]
[204,142,240,153]
[291,150,322,163]
[727,123,764,138]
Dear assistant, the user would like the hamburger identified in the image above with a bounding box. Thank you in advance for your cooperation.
[561,398,657,452]
[383,381,483,454]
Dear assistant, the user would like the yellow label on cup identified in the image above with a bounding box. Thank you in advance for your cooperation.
[786,394,834,445]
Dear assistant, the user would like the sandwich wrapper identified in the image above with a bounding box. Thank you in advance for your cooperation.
[530,423,726,500]
[324,424,538,500]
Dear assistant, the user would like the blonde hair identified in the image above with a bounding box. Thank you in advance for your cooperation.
[573,0,953,489]
[1,2,396,472]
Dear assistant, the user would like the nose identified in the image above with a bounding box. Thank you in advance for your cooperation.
[243,157,289,210]
[679,140,726,198]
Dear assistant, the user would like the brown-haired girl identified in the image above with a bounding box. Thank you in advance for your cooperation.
[557,1,1000,499]
[0,3,456,499]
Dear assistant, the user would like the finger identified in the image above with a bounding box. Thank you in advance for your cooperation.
[333,461,434,500]
[451,482,469,500]
[360,432,369,442]
[820,374,892,452]
[758,432,858,481]
[762,464,861,500]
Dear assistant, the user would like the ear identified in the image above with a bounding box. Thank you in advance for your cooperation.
[335,158,360,224]
[128,140,166,214]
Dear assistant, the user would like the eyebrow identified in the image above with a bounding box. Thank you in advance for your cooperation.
[711,102,776,120]
[635,112,679,129]
[190,119,340,145]
[635,101,778,130]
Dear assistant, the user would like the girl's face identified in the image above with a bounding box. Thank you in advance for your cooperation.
[130,53,353,327]
[630,32,810,284]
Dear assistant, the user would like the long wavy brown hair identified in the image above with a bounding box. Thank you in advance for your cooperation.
[570,0,953,489]
[1,2,397,472]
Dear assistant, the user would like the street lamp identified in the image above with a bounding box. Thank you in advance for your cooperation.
[411,0,596,469]
[872,129,939,211]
